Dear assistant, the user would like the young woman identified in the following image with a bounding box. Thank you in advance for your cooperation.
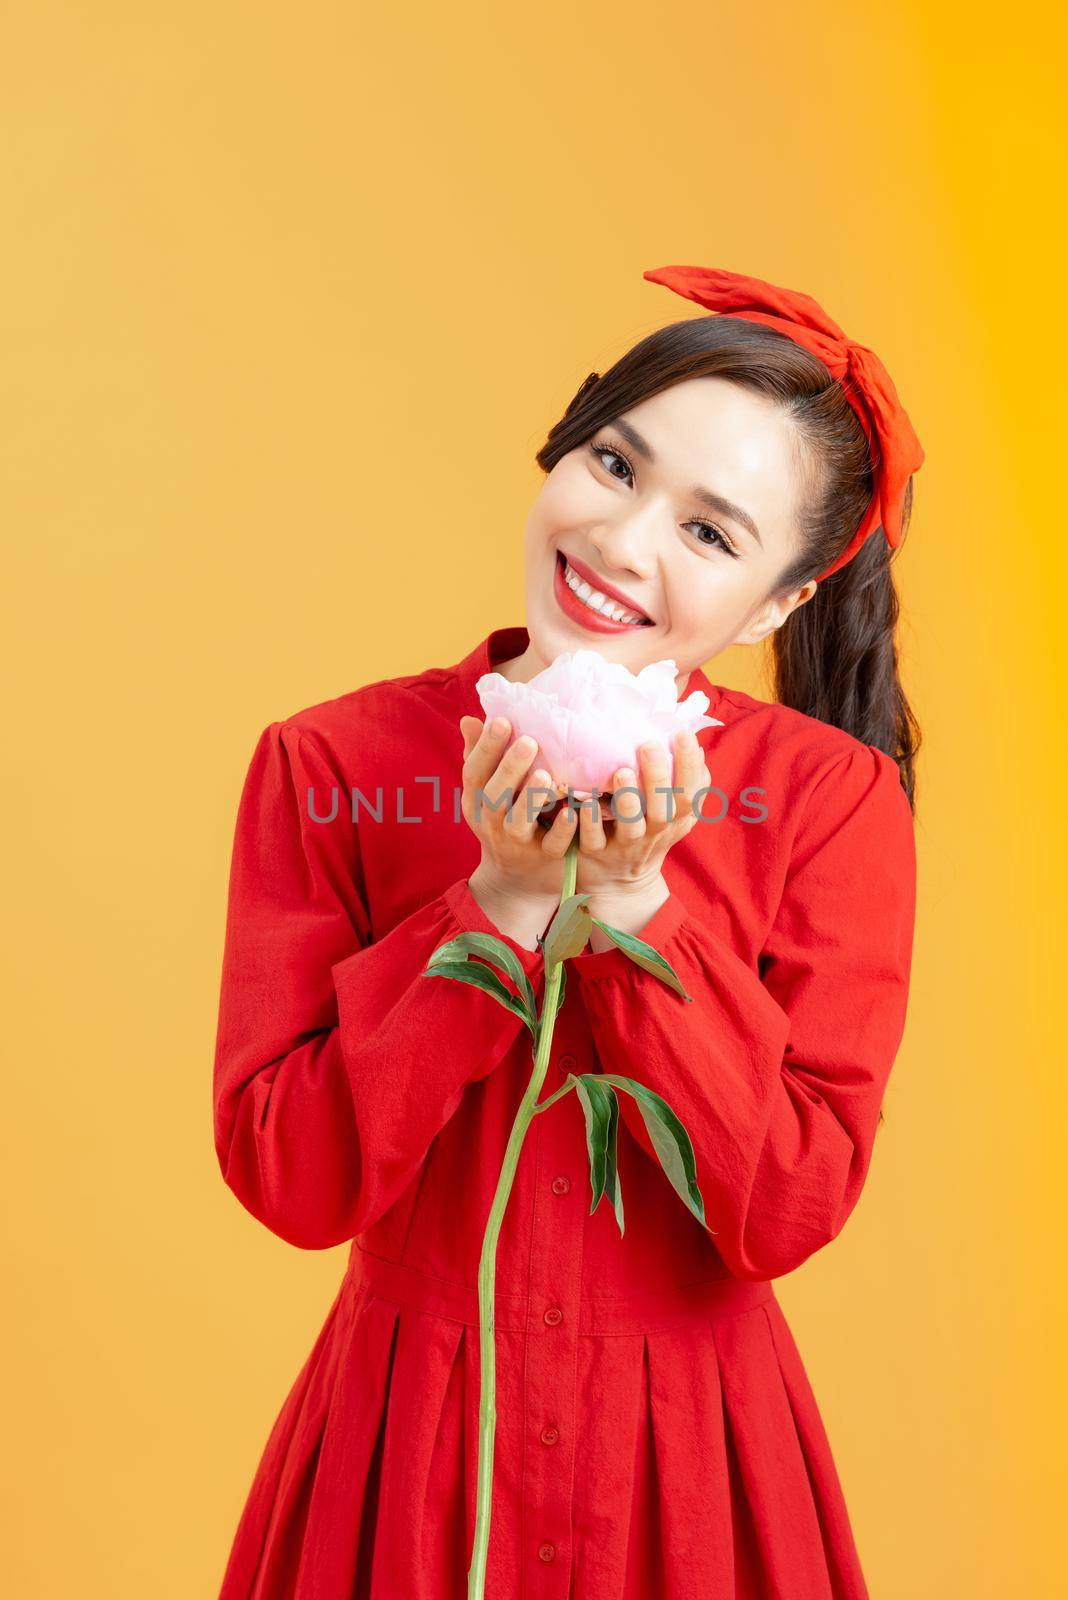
[212,264,923,1599]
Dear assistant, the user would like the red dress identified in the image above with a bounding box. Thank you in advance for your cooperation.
[213,625,917,1599]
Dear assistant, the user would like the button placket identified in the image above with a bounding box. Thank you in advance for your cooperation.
[521,1065,585,1596]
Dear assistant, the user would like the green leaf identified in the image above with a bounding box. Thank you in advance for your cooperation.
[542,893,592,966]
[573,1074,612,1211]
[425,936,474,969]
[428,931,537,1026]
[589,919,693,1001]
[572,1077,626,1237]
[602,1084,625,1237]
[596,1073,710,1230]
[421,959,535,1033]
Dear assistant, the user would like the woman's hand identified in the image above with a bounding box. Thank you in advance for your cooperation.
[459,715,578,949]
[573,729,711,943]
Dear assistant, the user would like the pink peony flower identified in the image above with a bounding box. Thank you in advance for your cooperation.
[476,649,723,795]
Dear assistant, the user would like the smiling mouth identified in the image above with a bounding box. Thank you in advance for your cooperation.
[556,552,653,626]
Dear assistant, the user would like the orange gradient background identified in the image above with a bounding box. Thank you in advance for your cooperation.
[3,3,1065,1595]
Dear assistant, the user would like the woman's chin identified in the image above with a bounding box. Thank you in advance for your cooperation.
[529,612,639,666]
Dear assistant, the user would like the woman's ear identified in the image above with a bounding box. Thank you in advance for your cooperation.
[786,580,818,616]
[732,581,817,646]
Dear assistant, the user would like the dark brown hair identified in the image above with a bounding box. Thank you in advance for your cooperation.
[535,315,921,812]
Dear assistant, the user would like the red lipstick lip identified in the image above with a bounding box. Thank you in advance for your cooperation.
[557,550,652,621]
[553,552,653,635]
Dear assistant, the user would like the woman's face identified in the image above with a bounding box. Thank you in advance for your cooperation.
[518,376,819,683]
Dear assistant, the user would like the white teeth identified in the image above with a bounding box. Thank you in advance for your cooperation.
[563,561,647,625]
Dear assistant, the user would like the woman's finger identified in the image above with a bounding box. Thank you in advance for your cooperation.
[639,741,675,829]
[463,716,512,793]
[481,733,539,819]
[673,729,707,826]
[506,767,555,843]
[576,791,607,853]
[460,715,483,761]
[540,799,579,859]
[609,768,647,838]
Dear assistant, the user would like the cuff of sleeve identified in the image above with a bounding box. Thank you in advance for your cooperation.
[569,889,691,983]
[443,879,545,976]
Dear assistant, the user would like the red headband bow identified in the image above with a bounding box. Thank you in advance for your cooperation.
[643,264,924,581]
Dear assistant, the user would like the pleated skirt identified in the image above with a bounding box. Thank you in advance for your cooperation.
[217,1249,869,1599]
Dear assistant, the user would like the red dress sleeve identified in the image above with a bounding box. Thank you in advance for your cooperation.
[569,743,917,1281]
[212,720,543,1250]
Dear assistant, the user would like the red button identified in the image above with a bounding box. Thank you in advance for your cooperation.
[551,1175,570,1195]
[538,1542,556,1563]
[558,1052,577,1076]
[543,1306,563,1326]
[540,1425,560,1446]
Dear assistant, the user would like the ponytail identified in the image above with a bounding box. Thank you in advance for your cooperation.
[771,509,921,811]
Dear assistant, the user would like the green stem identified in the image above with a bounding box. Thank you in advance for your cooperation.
[531,1078,576,1115]
[467,835,580,1599]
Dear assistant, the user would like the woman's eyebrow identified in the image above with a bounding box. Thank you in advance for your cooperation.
[608,416,764,548]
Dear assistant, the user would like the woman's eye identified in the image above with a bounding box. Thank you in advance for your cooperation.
[591,442,631,481]
[686,521,738,557]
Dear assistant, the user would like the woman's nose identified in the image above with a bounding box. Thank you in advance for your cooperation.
[588,510,658,580]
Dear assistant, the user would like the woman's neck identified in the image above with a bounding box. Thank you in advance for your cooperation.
[494,644,546,684]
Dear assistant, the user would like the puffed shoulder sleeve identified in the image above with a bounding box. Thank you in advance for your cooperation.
[212,720,543,1250]
[569,743,917,1281]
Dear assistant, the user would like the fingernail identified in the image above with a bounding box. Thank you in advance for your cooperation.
[514,735,536,755]
[615,768,636,785]
[490,717,510,738]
